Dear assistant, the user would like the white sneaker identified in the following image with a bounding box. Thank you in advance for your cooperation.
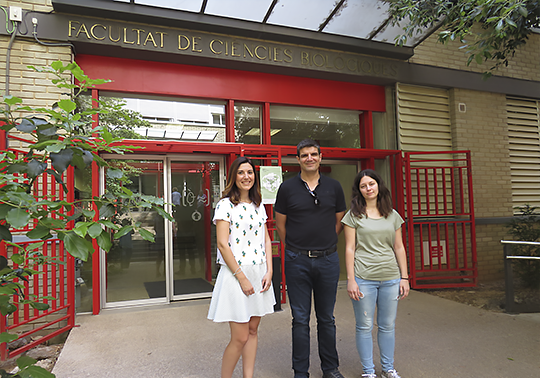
[381,369,402,378]
[361,374,377,378]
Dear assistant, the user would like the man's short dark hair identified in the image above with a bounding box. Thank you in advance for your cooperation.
[296,138,321,156]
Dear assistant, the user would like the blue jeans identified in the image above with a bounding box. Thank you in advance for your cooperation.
[285,249,341,378]
[351,277,400,375]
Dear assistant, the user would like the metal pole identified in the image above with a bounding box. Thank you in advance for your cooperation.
[504,244,516,313]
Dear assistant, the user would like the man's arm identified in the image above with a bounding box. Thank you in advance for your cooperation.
[335,210,345,235]
[275,211,287,246]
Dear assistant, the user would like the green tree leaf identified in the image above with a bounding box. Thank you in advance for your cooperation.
[15,118,36,133]
[57,99,77,113]
[0,224,12,242]
[11,253,24,265]
[3,95,23,106]
[26,159,48,179]
[63,231,93,261]
[388,0,540,76]
[0,204,12,218]
[36,123,58,137]
[96,230,112,252]
[99,219,119,230]
[82,208,96,218]
[17,356,37,370]
[6,208,31,229]
[50,148,74,173]
[1,302,17,316]
[20,365,56,378]
[106,168,123,179]
[87,223,103,238]
[73,222,89,238]
[155,206,174,222]
[0,332,18,344]
[39,217,67,229]
[114,225,133,239]
[99,204,116,218]
[138,227,155,242]
[26,226,53,240]
[30,302,50,311]
[0,286,16,295]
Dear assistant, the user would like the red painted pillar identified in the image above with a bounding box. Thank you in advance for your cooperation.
[91,89,101,315]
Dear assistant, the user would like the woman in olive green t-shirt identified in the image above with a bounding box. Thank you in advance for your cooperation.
[341,169,409,378]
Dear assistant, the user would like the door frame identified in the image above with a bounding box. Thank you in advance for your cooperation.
[99,154,225,308]
[166,155,226,301]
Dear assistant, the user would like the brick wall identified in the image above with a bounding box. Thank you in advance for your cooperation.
[1,0,71,144]
[411,27,540,82]
[0,0,52,12]
[1,40,71,110]
[448,88,513,281]
[449,89,513,218]
[475,223,509,281]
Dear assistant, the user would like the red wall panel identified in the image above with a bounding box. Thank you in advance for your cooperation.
[76,55,385,112]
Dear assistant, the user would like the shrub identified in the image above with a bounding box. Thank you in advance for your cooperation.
[507,204,540,289]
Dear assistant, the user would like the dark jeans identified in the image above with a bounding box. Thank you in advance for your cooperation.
[285,248,341,377]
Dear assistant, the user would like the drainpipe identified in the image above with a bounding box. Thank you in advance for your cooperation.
[4,15,19,149]
[5,25,17,99]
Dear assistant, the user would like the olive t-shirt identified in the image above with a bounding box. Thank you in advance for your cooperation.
[341,209,404,281]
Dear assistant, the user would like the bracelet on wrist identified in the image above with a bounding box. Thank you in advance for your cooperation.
[233,267,242,276]
[401,277,409,280]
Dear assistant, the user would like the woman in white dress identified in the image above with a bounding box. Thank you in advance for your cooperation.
[208,156,275,378]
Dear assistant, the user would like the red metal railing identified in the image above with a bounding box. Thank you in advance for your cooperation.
[0,239,74,360]
[0,132,75,360]
[404,151,477,289]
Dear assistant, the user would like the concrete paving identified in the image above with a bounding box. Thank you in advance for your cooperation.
[52,288,540,378]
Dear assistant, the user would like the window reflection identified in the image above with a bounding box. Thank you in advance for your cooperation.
[105,159,166,303]
[234,104,261,144]
[99,93,226,143]
[270,105,361,148]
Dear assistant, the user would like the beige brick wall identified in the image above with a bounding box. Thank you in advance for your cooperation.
[475,223,509,281]
[1,0,62,112]
[0,0,52,12]
[1,37,71,109]
[411,28,540,82]
[449,88,513,218]
[448,88,513,281]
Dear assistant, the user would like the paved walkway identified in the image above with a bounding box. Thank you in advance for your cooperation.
[52,288,540,378]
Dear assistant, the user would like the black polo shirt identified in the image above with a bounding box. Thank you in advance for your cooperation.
[274,174,346,251]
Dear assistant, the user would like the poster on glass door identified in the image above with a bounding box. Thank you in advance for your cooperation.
[260,166,282,205]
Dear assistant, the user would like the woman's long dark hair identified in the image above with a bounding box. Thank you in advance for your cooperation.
[350,169,393,218]
[222,157,262,206]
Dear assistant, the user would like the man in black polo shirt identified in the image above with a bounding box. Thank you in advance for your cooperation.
[275,138,347,378]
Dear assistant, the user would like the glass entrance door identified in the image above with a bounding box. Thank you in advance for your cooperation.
[102,155,224,307]
[169,159,222,300]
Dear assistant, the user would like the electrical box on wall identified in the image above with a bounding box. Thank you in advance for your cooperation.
[9,6,22,22]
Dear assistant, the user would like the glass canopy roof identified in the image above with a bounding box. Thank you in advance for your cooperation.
[109,0,430,47]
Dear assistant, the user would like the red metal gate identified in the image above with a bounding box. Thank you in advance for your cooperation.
[404,151,477,289]
[0,133,75,360]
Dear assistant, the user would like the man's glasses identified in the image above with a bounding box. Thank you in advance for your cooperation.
[304,182,320,206]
